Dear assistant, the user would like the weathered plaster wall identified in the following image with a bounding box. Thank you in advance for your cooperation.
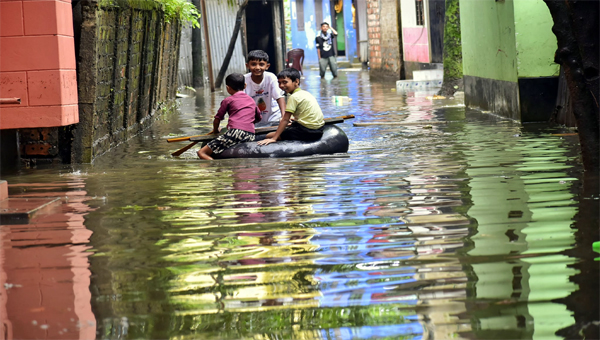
[460,0,559,122]
[341,0,357,62]
[460,0,517,82]
[460,0,519,119]
[368,0,402,79]
[73,1,181,163]
[513,0,559,78]
[290,0,319,64]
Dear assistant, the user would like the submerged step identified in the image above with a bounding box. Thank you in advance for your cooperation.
[0,197,62,225]
[413,69,444,81]
[396,79,443,89]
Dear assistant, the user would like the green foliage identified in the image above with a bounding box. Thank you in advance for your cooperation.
[158,0,201,28]
[442,0,463,80]
[100,0,201,28]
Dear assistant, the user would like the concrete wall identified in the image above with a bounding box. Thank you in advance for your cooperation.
[73,1,181,163]
[0,0,79,129]
[513,0,559,79]
[460,0,519,119]
[461,0,518,83]
[460,0,559,122]
[367,0,403,79]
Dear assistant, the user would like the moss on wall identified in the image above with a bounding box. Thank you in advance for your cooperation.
[72,1,183,163]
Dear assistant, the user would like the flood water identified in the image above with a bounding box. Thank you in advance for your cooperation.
[2,70,598,339]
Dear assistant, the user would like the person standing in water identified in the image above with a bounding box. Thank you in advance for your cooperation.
[316,22,338,79]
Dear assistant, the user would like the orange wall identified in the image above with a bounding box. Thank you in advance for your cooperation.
[0,0,78,129]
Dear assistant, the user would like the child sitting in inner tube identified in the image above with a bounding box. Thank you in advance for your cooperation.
[257,68,325,146]
[197,73,262,160]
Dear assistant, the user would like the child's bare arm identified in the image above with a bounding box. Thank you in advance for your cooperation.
[210,117,221,134]
[276,97,286,114]
[257,111,292,146]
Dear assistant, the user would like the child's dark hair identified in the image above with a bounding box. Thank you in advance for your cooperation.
[321,22,329,26]
[225,73,245,91]
[277,68,301,82]
[247,50,269,63]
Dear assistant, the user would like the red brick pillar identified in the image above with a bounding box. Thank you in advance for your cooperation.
[0,0,78,129]
[367,0,382,69]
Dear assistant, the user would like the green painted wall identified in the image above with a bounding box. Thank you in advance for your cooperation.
[460,0,518,82]
[513,0,559,78]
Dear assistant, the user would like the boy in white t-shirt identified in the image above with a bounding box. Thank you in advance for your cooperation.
[244,50,286,127]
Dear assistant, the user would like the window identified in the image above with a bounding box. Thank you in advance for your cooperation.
[297,0,305,31]
[415,0,424,26]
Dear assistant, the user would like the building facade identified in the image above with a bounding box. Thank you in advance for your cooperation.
[398,0,445,78]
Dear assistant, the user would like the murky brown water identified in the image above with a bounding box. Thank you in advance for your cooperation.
[2,70,597,339]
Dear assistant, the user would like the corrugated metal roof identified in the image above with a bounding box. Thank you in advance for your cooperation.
[205,0,247,86]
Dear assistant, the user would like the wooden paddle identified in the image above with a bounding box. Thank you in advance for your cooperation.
[171,140,200,157]
[170,132,212,157]
[170,115,355,157]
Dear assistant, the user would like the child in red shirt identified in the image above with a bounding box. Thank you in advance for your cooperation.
[197,73,262,160]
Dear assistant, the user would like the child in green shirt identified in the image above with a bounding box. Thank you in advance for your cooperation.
[258,68,325,145]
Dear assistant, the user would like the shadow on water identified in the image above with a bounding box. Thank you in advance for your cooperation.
[1,69,598,339]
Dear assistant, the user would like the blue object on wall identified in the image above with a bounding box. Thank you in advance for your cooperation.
[342,0,357,62]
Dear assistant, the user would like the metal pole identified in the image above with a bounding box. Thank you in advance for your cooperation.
[0,98,21,105]
[200,0,215,91]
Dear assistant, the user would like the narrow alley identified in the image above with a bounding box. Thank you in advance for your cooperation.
[1,69,594,339]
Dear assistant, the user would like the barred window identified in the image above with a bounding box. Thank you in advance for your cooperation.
[415,0,424,26]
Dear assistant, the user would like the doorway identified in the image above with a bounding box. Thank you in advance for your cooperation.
[330,0,345,56]
[245,1,277,65]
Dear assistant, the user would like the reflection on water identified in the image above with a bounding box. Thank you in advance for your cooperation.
[2,70,596,339]
[0,175,96,338]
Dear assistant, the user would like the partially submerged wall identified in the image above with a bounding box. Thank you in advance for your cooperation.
[0,0,78,166]
[72,0,181,163]
[460,0,558,122]
[460,0,519,119]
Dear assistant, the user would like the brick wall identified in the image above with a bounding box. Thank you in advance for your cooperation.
[367,0,382,68]
[366,0,403,79]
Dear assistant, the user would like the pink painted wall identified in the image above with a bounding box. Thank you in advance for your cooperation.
[402,27,430,63]
[0,0,78,129]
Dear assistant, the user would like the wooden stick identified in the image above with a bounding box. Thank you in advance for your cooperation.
[171,141,200,157]
[167,115,355,143]
[353,120,458,127]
